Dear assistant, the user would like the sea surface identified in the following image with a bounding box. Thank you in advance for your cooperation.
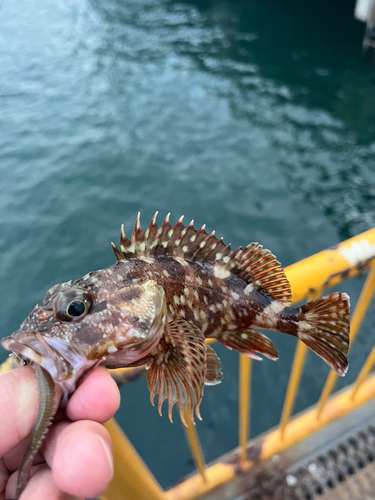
[1,0,375,490]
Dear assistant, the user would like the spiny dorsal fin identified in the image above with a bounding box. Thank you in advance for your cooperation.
[232,243,292,305]
[112,213,291,304]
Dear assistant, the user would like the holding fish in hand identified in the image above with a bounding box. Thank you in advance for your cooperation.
[1,213,350,499]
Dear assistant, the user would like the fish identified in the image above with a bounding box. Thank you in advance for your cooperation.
[1,213,350,497]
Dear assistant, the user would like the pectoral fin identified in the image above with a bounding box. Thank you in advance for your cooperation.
[218,329,279,361]
[147,320,206,424]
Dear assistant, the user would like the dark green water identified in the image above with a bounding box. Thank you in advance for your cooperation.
[1,0,375,489]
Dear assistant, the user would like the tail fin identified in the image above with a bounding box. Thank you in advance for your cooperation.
[297,292,350,376]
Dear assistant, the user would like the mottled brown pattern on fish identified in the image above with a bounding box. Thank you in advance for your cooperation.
[2,212,350,426]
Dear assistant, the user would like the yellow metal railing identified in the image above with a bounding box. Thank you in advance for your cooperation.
[1,227,375,500]
[103,227,375,500]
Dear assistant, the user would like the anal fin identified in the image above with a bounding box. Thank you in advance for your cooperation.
[218,329,279,361]
[147,320,206,424]
[205,345,223,385]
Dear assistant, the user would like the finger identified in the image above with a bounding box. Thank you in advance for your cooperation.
[0,367,61,458]
[3,437,44,473]
[0,459,9,495]
[66,367,120,422]
[6,464,81,500]
[43,420,113,498]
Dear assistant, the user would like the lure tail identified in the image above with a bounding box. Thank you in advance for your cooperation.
[297,292,350,376]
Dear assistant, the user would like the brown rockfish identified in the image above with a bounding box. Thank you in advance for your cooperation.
[1,213,349,497]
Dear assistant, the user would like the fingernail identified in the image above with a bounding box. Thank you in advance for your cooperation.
[98,435,114,478]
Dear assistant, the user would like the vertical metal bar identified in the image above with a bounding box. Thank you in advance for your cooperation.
[239,353,252,462]
[101,419,166,500]
[182,406,207,482]
[279,290,321,439]
[279,341,308,439]
[351,346,375,400]
[316,264,375,419]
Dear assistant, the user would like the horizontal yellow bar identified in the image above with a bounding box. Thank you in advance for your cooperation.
[166,373,375,500]
[284,227,375,304]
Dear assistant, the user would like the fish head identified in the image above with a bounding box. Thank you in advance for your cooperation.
[1,269,166,403]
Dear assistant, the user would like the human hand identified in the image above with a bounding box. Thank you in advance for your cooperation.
[0,365,120,500]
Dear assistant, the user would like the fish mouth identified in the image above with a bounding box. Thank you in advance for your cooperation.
[1,331,97,406]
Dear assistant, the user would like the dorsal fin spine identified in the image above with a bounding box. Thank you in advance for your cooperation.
[113,213,292,304]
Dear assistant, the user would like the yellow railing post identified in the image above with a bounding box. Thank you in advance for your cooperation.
[351,346,375,400]
[239,354,252,462]
[279,341,308,439]
[316,264,375,419]
[279,290,321,439]
[182,406,207,482]
[101,419,166,500]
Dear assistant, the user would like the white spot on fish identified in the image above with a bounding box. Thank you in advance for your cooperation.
[139,243,146,252]
[193,290,199,301]
[107,345,118,354]
[263,301,285,316]
[180,295,186,305]
[208,279,213,287]
[174,256,188,266]
[244,283,254,294]
[184,287,189,296]
[196,276,203,286]
[183,245,188,252]
[231,291,240,300]
[163,269,170,278]
[140,256,154,264]
[214,265,231,279]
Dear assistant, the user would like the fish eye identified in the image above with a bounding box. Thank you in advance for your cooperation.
[54,288,94,323]
[67,300,86,317]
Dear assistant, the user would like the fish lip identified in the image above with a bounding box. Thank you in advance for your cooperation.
[1,334,64,383]
[1,332,96,405]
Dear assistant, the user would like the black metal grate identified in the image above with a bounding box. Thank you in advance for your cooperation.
[287,424,375,500]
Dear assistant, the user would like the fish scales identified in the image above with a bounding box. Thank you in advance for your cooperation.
[1,212,350,499]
